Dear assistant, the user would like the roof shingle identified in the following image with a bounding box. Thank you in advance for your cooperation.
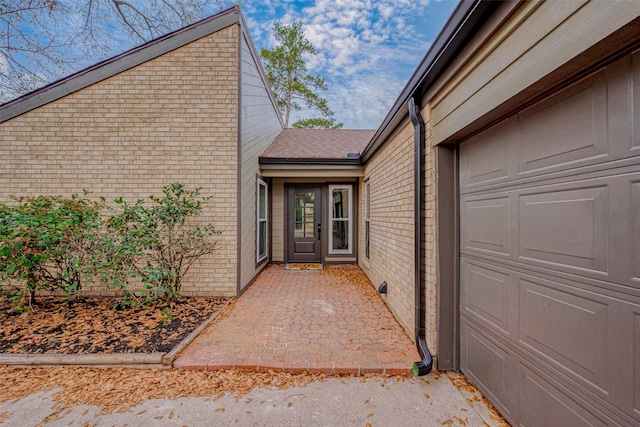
[261,128,375,160]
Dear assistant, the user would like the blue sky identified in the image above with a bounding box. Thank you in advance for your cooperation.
[237,0,460,129]
[2,0,459,129]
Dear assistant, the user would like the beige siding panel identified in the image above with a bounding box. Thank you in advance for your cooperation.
[358,121,415,340]
[432,0,640,144]
[0,25,241,297]
[239,31,283,290]
[271,179,286,262]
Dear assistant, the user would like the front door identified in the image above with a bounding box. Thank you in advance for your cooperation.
[287,186,322,263]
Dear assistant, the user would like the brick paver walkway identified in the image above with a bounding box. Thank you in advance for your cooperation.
[174,264,420,375]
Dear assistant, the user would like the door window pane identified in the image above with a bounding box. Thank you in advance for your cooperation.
[294,191,315,239]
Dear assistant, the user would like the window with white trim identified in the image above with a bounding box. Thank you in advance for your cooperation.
[364,181,370,259]
[329,185,352,254]
[257,178,268,263]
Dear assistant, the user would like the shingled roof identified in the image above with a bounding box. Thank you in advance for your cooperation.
[260,128,375,160]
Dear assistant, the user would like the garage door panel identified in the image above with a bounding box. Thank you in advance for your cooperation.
[461,321,516,419]
[519,277,609,392]
[517,71,608,176]
[461,196,510,256]
[519,366,612,427]
[633,51,640,151]
[519,185,608,273]
[459,120,511,191]
[633,182,640,283]
[461,259,513,335]
[635,312,640,416]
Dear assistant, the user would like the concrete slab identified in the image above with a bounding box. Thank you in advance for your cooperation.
[0,372,509,426]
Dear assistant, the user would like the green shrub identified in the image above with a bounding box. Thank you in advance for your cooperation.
[100,183,221,305]
[0,193,103,311]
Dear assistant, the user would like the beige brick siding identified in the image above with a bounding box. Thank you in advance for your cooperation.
[359,121,416,340]
[422,104,437,355]
[0,25,241,297]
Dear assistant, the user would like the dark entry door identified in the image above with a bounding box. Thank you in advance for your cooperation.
[287,186,322,263]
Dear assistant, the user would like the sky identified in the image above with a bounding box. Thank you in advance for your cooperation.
[3,0,459,130]
[238,0,460,129]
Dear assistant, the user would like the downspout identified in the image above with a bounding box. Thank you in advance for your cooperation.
[409,96,433,376]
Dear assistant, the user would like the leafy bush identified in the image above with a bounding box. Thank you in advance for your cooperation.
[100,183,221,305]
[0,184,221,312]
[0,193,102,311]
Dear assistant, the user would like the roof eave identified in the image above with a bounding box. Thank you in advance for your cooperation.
[360,0,501,162]
[259,157,362,166]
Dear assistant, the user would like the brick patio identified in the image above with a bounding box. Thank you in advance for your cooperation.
[174,264,420,375]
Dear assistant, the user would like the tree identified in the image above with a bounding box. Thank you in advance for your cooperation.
[292,117,343,129]
[260,21,342,129]
[0,0,237,102]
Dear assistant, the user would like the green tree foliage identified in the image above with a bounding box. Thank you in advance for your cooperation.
[260,21,342,128]
[292,117,343,129]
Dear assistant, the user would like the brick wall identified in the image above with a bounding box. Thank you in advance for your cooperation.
[422,104,437,355]
[359,121,416,340]
[0,25,241,296]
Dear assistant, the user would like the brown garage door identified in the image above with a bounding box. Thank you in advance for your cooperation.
[459,51,640,426]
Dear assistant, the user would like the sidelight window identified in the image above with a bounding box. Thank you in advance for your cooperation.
[257,178,268,262]
[329,185,352,254]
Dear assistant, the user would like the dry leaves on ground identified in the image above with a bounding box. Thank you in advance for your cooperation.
[0,367,406,415]
[448,373,510,427]
[0,296,229,354]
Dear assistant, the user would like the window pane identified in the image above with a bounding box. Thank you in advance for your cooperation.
[294,193,304,208]
[305,222,314,237]
[295,222,304,238]
[259,221,267,257]
[304,207,314,221]
[332,220,348,250]
[294,207,303,222]
[332,188,349,219]
[259,185,266,219]
[365,183,370,219]
[365,221,370,258]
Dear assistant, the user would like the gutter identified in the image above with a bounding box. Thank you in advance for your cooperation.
[258,157,362,166]
[409,96,432,376]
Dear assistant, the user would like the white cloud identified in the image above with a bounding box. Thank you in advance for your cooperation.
[244,0,457,128]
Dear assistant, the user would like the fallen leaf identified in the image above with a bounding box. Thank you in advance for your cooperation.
[287,402,293,407]
[215,408,225,413]
[423,392,430,399]
[442,420,453,426]
[367,413,373,417]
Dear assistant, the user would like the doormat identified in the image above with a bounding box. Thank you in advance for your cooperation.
[285,263,323,270]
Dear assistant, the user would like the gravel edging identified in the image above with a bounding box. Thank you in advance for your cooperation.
[0,310,222,369]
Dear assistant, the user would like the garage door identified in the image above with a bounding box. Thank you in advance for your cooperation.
[459,51,640,427]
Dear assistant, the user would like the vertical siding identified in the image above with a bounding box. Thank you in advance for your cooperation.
[272,178,286,262]
[239,30,283,289]
[359,121,416,339]
[0,25,241,296]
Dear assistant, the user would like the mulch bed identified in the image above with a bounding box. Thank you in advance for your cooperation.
[0,296,230,354]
